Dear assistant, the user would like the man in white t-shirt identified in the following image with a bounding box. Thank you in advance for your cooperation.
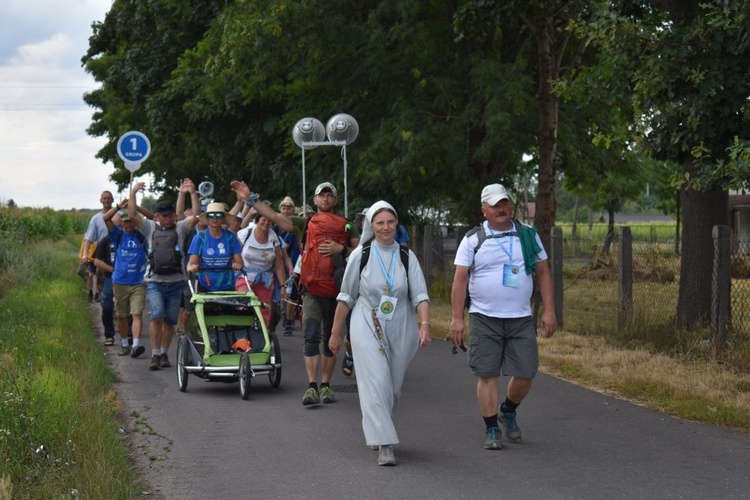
[450,183,557,451]
[81,190,115,302]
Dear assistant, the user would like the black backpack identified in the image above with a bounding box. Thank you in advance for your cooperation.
[149,226,182,275]
[359,241,411,300]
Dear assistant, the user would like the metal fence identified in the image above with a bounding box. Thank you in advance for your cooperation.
[410,222,750,357]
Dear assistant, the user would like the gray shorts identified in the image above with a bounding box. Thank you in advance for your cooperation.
[468,313,538,379]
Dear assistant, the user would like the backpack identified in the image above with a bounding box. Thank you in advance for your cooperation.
[300,211,351,298]
[149,226,182,275]
[359,240,411,300]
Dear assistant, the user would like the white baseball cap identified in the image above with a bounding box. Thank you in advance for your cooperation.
[314,182,337,197]
[481,183,511,205]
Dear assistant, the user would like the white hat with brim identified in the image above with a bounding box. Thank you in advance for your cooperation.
[199,202,230,224]
[481,183,511,206]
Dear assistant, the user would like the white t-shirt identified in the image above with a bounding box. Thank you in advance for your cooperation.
[454,220,547,318]
[237,224,280,282]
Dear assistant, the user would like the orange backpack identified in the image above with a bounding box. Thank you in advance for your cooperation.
[300,211,351,298]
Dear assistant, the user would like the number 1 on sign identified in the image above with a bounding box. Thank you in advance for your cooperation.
[130,138,138,150]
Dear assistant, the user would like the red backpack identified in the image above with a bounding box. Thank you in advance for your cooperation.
[300,211,351,298]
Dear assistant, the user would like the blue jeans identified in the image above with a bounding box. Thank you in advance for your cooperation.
[146,281,183,325]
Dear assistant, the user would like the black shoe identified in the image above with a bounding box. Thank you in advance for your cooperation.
[87,291,93,303]
[94,293,100,302]
[131,345,145,358]
[148,355,161,371]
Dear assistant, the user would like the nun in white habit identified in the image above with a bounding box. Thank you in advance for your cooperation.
[329,200,431,466]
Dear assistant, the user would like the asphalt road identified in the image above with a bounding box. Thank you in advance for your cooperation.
[94,304,750,500]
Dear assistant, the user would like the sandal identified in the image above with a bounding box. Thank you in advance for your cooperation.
[104,338,114,346]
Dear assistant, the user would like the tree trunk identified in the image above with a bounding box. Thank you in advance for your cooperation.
[571,196,580,240]
[602,204,616,255]
[534,3,559,253]
[676,162,728,330]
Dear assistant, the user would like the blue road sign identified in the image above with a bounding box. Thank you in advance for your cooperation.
[117,131,151,164]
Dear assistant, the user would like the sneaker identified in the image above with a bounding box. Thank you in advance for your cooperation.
[484,426,502,450]
[117,346,132,356]
[94,293,100,302]
[320,386,336,404]
[159,353,171,368]
[148,355,161,371]
[499,411,522,443]
[377,445,396,466]
[283,320,293,337]
[131,345,145,358]
[302,387,320,406]
[342,352,354,377]
[87,291,94,303]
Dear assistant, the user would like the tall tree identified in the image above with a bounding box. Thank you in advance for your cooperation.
[582,0,750,329]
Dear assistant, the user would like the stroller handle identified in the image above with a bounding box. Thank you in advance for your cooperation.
[187,267,248,295]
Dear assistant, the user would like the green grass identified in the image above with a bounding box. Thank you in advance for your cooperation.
[0,236,141,499]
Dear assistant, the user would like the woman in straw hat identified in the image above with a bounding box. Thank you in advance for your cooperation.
[186,202,243,291]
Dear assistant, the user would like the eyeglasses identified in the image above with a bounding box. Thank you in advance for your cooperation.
[207,213,224,219]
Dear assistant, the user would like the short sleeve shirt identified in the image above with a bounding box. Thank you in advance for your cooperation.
[454,221,547,318]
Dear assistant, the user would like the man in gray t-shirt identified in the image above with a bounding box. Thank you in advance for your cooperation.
[130,179,200,371]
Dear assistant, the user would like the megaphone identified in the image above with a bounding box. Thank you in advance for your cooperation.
[326,113,359,145]
[198,181,214,198]
[292,117,325,149]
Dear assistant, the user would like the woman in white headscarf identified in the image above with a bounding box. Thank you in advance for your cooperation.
[329,200,431,466]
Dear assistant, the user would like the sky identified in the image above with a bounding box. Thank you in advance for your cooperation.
[0,0,139,211]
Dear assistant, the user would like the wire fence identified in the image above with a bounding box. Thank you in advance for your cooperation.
[410,223,750,361]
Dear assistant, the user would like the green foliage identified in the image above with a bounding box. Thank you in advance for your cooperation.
[0,207,89,244]
[0,239,139,499]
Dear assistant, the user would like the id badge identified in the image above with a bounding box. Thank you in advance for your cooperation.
[377,295,398,321]
[502,264,521,288]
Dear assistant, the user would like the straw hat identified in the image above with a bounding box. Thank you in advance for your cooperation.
[278,196,296,210]
[199,202,230,224]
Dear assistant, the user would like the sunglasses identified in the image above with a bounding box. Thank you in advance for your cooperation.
[451,343,467,355]
[207,213,225,219]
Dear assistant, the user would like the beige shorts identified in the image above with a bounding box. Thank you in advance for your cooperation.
[113,282,146,319]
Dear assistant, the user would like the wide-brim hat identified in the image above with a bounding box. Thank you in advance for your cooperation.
[199,202,230,224]
[278,196,296,210]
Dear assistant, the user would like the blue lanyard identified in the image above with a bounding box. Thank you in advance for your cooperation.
[374,246,397,294]
[487,223,513,261]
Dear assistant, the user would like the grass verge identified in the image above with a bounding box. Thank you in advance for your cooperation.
[430,298,750,433]
[0,237,140,499]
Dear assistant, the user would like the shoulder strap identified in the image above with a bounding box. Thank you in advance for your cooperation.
[359,241,411,300]
[359,240,372,273]
[467,224,486,271]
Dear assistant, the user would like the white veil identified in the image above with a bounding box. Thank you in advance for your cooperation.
[359,200,398,246]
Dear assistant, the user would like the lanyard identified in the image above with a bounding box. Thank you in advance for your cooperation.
[374,246,397,295]
[488,223,513,261]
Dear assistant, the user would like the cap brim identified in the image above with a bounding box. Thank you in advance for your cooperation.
[485,195,509,206]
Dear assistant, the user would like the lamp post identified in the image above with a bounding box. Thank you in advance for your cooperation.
[292,114,359,217]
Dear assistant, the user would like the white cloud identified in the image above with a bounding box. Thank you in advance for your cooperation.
[0,0,120,210]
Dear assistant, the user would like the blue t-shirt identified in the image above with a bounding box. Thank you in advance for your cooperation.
[109,226,148,285]
[278,229,301,269]
[395,225,411,245]
[188,229,242,291]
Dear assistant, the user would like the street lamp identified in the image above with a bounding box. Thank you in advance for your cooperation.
[292,113,359,217]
